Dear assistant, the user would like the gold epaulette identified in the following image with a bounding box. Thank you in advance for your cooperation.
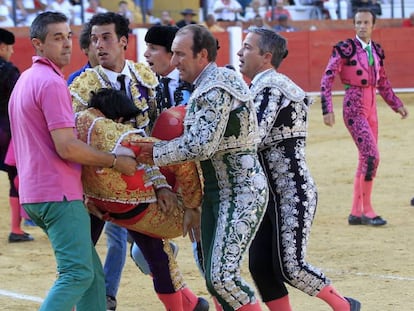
[70,69,104,113]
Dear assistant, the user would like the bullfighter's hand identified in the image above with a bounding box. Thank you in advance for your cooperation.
[397,106,409,119]
[183,207,201,242]
[156,187,178,215]
[323,112,335,127]
[84,197,103,219]
[134,142,155,165]
[114,155,139,176]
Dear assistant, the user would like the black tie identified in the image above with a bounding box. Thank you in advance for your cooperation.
[117,74,127,94]
[161,77,172,109]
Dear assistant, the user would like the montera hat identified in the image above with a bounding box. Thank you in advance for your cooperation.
[180,8,196,16]
[0,28,15,45]
[145,25,178,52]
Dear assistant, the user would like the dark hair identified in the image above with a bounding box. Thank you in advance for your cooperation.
[89,12,130,44]
[30,12,68,42]
[79,22,92,50]
[145,25,178,53]
[88,88,140,121]
[354,8,377,24]
[176,24,218,62]
[247,27,288,69]
[0,28,15,45]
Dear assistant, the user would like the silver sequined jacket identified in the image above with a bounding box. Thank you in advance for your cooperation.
[250,69,312,151]
[153,63,260,166]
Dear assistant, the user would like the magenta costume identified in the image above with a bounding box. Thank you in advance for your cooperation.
[321,37,403,180]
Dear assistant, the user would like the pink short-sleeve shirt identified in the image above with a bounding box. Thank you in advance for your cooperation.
[8,57,83,204]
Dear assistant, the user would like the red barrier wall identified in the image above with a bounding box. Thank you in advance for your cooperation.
[10,29,230,79]
[10,31,137,79]
[214,31,230,68]
[8,27,414,92]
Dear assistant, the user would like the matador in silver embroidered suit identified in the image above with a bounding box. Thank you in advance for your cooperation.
[153,63,269,310]
[238,26,361,310]
[248,69,331,300]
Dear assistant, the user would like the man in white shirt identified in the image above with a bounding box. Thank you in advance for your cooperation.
[212,0,243,21]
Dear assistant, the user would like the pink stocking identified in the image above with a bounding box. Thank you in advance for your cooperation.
[316,285,350,311]
[237,301,262,311]
[10,197,23,234]
[360,176,376,218]
[350,175,362,216]
[180,287,198,310]
[157,292,184,311]
[265,295,292,311]
[213,297,224,311]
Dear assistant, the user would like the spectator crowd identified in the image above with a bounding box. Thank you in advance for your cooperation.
[1,0,410,29]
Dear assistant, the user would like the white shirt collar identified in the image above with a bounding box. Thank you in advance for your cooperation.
[163,68,180,82]
[356,35,371,49]
[101,61,132,87]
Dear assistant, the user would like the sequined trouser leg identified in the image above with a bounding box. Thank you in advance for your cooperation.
[90,215,185,294]
[249,138,330,302]
[200,151,268,311]
[343,86,379,180]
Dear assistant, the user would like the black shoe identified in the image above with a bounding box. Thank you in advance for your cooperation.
[348,214,362,225]
[361,215,387,226]
[345,297,361,311]
[8,232,34,243]
[411,197,414,206]
[193,297,209,311]
[106,295,117,311]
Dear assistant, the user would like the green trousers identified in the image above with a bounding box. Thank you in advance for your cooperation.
[200,151,268,310]
[24,199,106,311]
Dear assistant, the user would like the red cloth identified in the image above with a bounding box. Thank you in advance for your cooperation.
[151,106,186,187]
[151,106,186,140]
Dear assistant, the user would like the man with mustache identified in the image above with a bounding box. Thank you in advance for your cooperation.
[238,26,361,311]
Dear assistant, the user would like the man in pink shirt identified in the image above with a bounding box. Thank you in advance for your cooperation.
[8,11,137,311]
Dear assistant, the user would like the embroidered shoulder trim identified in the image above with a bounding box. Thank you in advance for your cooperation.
[70,69,105,112]
[192,65,252,102]
[334,38,356,59]
[127,60,158,88]
[372,41,385,61]
[251,70,305,103]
